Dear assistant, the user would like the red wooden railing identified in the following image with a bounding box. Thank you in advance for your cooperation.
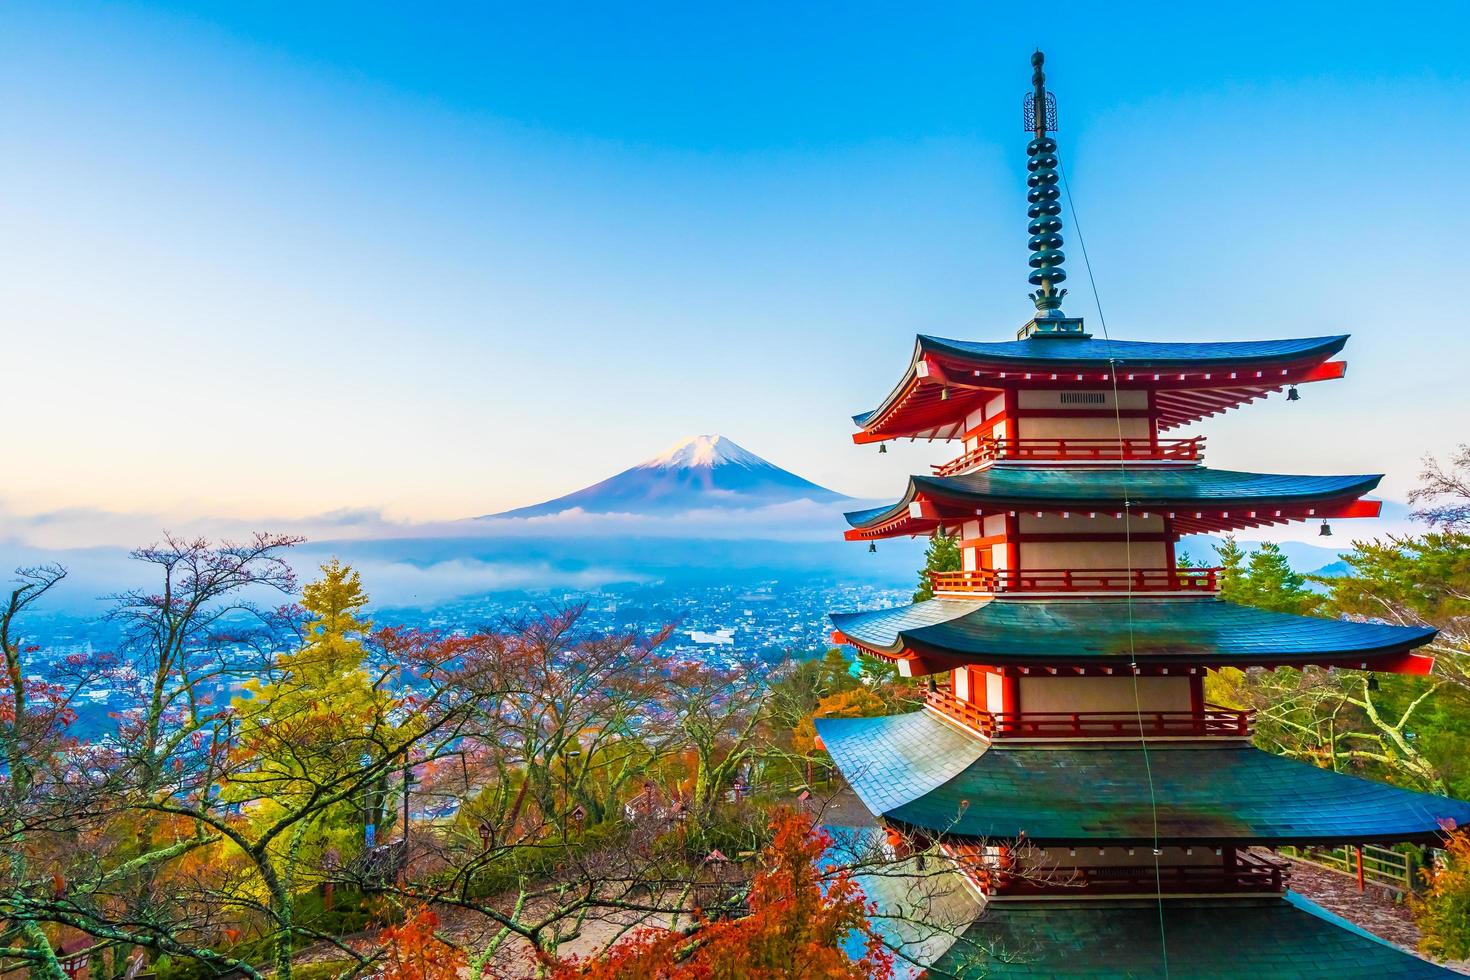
[933,436,1204,475]
[930,566,1220,595]
[955,850,1288,897]
[924,687,1254,739]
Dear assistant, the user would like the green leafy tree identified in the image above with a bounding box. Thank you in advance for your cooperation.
[1321,533,1470,689]
[912,529,962,602]
[1213,538,1316,614]
[767,650,861,733]
[1211,531,1469,794]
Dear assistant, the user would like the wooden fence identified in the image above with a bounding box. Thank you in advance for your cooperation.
[1277,843,1414,893]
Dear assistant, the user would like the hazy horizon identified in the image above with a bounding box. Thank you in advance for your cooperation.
[5,2,1466,546]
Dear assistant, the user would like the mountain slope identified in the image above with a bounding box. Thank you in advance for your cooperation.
[485,435,849,519]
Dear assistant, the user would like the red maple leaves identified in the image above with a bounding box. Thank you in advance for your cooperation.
[550,809,894,979]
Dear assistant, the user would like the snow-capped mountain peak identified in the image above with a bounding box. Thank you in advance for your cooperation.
[642,434,765,470]
[484,435,848,519]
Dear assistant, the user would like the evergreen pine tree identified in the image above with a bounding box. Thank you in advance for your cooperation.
[1242,541,1316,614]
[1214,536,1316,614]
[912,528,962,602]
[1215,535,1249,604]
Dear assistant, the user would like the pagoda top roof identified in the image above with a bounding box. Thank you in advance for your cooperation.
[816,710,1470,846]
[845,466,1382,538]
[926,894,1454,977]
[830,596,1435,672]
[853,333,1349,440]
[915,332,1347,372]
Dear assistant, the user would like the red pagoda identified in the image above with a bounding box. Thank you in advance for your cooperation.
[816,52,1470,977]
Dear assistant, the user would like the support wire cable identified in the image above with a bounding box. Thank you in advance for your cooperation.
[1059,157,1170,977]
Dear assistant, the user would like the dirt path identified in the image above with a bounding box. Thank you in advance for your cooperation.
[1279,855,1470,975]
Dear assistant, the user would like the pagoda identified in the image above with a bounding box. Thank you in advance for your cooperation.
[817,52,1470,977]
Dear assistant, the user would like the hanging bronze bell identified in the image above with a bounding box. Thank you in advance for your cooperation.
[1287,386,1300,401]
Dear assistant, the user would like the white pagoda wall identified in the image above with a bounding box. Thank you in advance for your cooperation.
[1018,675,1191,714]
[1015,513,1167,571]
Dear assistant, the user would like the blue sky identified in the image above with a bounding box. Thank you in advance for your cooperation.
[3,1,1468,537]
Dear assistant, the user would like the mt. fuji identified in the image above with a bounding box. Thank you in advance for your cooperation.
[485,435,850,519]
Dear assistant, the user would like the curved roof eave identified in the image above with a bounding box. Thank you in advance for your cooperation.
[851,333,1350,437]
[846,468,1383,530]
[819,711,1470,847]
[830,597,1437,664]
[917,333,1350,369]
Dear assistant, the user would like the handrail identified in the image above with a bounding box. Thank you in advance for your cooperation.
[944,838,1289,898]
[934,436,1204,475]
[930,567,1221,595]
[924,688,1254,739]
[971,857,1287,897]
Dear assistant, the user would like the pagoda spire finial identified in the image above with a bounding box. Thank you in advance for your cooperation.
[1026,50,1066,317]
[1019,50,1086,339]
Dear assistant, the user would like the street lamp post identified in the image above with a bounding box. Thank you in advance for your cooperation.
[561,746,582,841]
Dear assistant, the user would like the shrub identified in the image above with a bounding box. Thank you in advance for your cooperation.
[1414,829,1470,960]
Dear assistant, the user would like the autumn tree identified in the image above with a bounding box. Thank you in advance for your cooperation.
[792,687,887,755]
[1414,827,1470,961]
[1411,444,1470,531]
[1,540,483,980]
[766,649,860,735]
[232,559,391,870]
[452,606,676,834]
[355,608,706,968]
[0,564,84,978]
[378,906,467,980]
[547,809,894,979]
[662,660,768,821]
[0,537,305,978]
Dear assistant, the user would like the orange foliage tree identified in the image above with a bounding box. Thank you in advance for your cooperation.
[549,808,893,979]
[792,687,887,755]
[1414,827,1470,960]
[379,906,467,980]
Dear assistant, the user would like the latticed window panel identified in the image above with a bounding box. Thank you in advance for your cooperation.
[1023,91,1057,132]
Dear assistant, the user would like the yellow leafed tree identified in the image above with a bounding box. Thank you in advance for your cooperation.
[231,560,394,882]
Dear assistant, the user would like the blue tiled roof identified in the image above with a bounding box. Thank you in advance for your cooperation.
[830,597,1436,665]
[928,895,1452,977]
[918,333,1349,368]
[819,712,1470,845]
[845,467,1382,528]
[815,709,987,815]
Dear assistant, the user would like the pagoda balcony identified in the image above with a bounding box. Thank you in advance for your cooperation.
[924,686,1254,740]
[930,566,1221,596]
[932,436,1204,475]
[949,846,1288,898]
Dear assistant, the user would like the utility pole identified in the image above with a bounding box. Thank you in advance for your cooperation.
[561,745,582,841]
